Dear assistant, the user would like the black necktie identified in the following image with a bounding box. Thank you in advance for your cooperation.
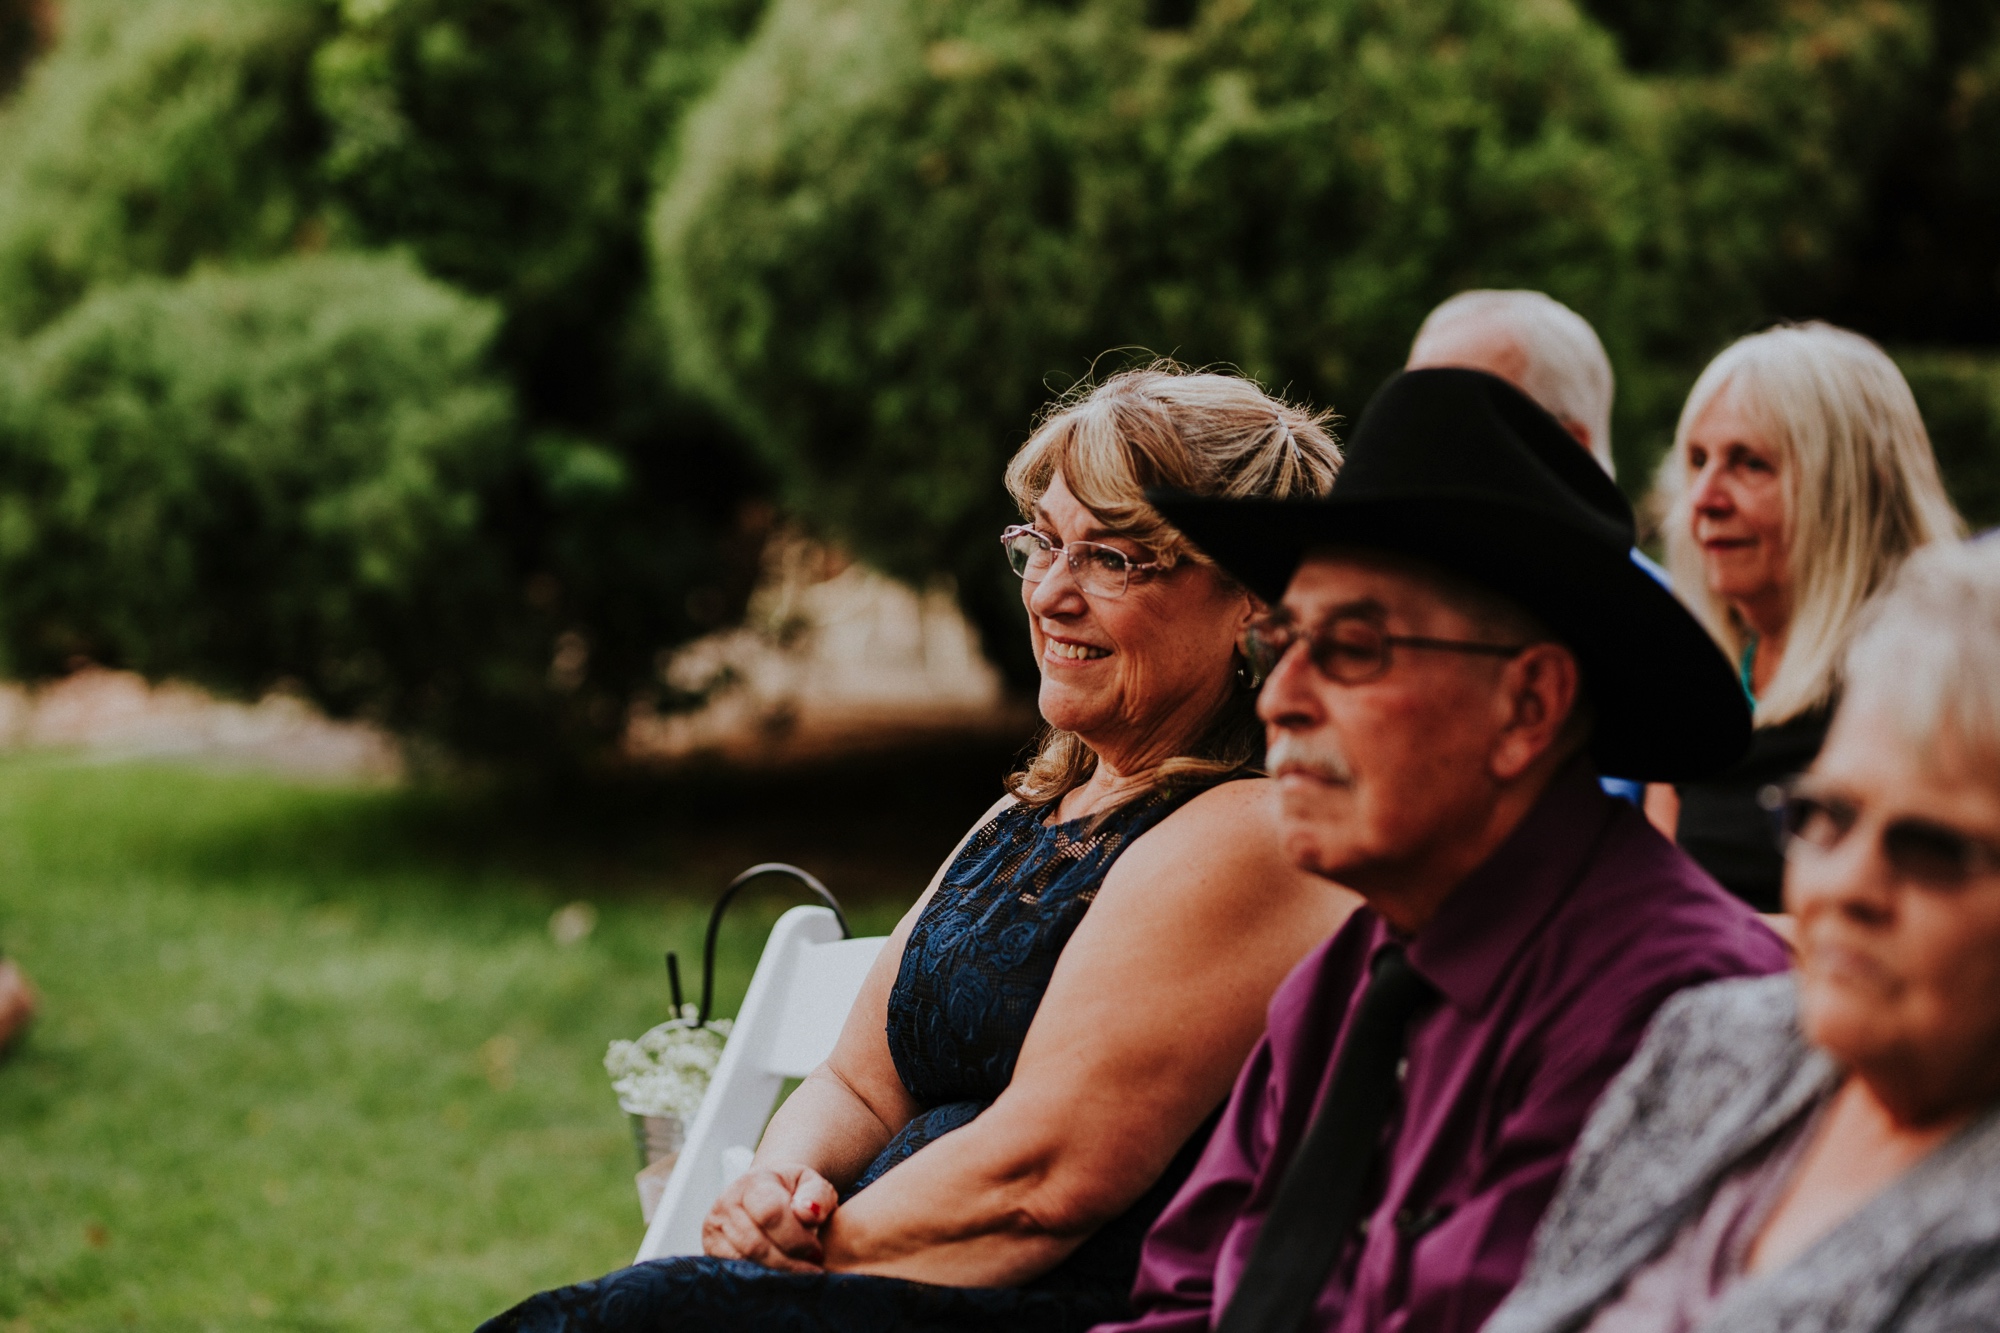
[1215,945,1436,1333]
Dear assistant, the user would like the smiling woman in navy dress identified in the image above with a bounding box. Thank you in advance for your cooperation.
[479,366,1358,1333]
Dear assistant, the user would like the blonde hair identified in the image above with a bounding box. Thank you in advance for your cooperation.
[1844,536,2000,785]
[1411,290,1616,476]
[1003,362,1341,808]
[1658,322,1965,726]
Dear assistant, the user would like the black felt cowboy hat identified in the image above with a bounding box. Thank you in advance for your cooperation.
[1151,367,1749,782]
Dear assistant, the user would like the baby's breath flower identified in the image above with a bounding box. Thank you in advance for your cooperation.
[604,1016,733,1119]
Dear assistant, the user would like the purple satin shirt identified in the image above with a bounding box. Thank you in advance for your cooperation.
[1096,764,1789,1333]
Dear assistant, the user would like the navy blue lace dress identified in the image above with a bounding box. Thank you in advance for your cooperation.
[479,782,1233,1333]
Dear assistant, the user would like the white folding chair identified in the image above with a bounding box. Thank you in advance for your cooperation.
[636,904,888,1260]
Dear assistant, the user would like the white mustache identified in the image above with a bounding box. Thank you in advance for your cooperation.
[1265,732,1354,784]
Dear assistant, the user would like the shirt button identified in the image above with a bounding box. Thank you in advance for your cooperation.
[1396,1057,1409,1082]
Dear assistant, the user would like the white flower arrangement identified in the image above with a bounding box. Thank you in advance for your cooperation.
[604,1008,733,1120]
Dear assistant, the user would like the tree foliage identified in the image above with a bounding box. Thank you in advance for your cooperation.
[0,0,769,764]
[656,0,1666,672]
[1,0,1996,744]
[311,0,760,438]
[0,0,52,97]
[0,256,516,736]
[655,0,2000,677]
[0,0,332,337]
[1901,352,2000,528]
[1587,0,2000,351]
[305,0,774,759]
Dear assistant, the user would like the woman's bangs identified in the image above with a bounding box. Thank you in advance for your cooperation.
[1058,418,1180,554]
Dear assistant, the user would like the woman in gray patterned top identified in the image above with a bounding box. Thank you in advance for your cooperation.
[1486,535,2000,1333]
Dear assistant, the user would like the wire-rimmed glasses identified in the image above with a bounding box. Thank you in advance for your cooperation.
[1000,524,1168,599]
[1242,609,1529,685]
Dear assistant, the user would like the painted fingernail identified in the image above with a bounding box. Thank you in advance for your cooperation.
[806,1201,822,1218]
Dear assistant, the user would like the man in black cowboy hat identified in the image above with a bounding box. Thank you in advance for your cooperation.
[1094,369,1789,1333]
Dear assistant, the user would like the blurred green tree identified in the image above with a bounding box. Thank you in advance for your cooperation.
[313,0,760,436]
[1587,0,2000,524]
[655,0,1998,681]
[0,0,771,764]
[0,255,513,736]
[1620,0,1931,428]
[0,0,332,336]
[2,0,1996,745]
[1901,353,2000,528]
[655,0,1668,677]
[307,0,775,760]
[0,0,52,97]
[1587,0,2000,351]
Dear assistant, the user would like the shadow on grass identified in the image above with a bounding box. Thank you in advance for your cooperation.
[1,729,1037,909]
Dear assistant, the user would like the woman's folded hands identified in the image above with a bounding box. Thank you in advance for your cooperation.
[703,1163,843,1272]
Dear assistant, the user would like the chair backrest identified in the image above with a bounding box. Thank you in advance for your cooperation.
[636,905,887,1260]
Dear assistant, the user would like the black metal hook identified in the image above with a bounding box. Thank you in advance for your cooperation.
[696,863,851,1028]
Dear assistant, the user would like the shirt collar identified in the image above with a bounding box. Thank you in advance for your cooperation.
[1387,759,1616,1018]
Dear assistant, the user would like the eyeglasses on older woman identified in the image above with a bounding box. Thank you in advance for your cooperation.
[1780,781,2000,890]
[999,523,1168,599]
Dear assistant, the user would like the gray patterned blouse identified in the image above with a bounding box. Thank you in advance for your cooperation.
[1485,974,2000,1333]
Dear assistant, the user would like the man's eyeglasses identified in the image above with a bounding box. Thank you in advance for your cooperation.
[1243,610,1529,685]
[1778,786,2000,891]
[1000,525,1168,599]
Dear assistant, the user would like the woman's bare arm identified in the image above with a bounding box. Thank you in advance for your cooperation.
[700,795,1012,1270]
[819,778,1359,1285]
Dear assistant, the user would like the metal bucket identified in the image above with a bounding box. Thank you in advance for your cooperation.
[630,1112,685,1172]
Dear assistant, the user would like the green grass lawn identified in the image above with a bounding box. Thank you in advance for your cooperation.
[0,744,1011,1331]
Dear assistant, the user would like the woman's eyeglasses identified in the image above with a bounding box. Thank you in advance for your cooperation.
[1779,787,2000,890]
[1242,609,1529,685]
[1000,525,1168,599]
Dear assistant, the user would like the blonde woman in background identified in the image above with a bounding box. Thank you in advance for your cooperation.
[482,366,1358,1333]
[1647,323,1964,910]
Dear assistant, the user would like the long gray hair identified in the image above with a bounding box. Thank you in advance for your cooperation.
[1656,323,1963,725]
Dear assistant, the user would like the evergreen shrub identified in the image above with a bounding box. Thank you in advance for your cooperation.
[1900,352,2000,530]
[0,0,333,337]
[0,254,535,754]
[652,0,1955,675]
[655,0,1658,674]
[0,0,772,765]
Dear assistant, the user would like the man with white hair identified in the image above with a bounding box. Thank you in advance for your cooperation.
[1410,290,1660,805]
[1407,289,1617,477]
[1097,369,1785,1333]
